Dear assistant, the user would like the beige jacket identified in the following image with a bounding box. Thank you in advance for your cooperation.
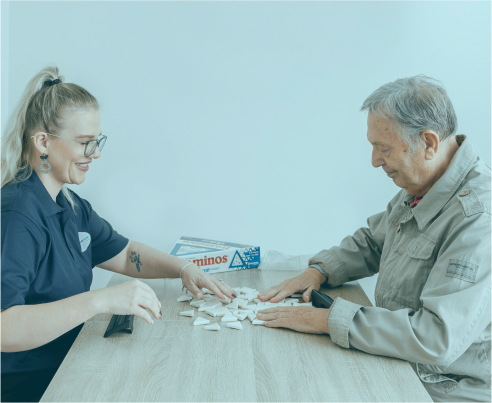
[309,136,491,402]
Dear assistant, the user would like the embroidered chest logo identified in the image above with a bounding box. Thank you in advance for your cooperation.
[78,232,91,252]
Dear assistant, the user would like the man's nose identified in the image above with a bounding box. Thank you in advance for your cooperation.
[371,148,383,168]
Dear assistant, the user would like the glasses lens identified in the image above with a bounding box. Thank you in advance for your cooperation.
[85,137,106,157]
[98,136,107,152]
[85,141,97,157]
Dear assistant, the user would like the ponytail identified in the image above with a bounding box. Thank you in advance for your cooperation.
[1,65,99,210]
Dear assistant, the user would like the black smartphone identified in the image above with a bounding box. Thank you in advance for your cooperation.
[311,289,334,309]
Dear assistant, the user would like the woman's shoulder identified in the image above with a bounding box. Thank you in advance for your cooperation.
[65,188,93,215]
[2,180,41,217]
[1,181,45,236]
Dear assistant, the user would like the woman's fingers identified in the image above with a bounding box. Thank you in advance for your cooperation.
[137,294,162,320]
[185,280,204,300]
[133,305,155,325]
[136,280,161,309]
[203,280,226,300]
[210,279,236,299]
[216,280,236,298]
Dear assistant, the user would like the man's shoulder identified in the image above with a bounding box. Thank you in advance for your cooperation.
[458,157,491,216]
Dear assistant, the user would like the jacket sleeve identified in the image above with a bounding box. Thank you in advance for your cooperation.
[328,211,491,367]
[308,192,400,287]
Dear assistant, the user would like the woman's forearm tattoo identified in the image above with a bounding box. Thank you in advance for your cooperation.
[130,251,143,272]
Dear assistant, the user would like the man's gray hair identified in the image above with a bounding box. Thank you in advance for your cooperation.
[360,75,458,153]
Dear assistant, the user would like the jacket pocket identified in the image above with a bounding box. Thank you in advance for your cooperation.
[406,233,436,259]
[389,234,437,310]
[416,363,460,393]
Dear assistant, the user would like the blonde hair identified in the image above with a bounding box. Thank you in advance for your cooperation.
[1,65,99,210]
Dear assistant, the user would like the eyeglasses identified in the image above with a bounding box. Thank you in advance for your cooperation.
[31,132,107,157]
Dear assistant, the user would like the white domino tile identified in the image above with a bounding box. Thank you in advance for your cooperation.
[252,319,265,325]
[180,310,194,317]
[236,299,248,309]
[204,323,220,331]
[216,307,230,317]
[233,312,248,321]
[190,300,206,307]
[225,300,239,310]
[193,317,210,326]
[221,315,238,322]
[198,302,222,312]
[227,322,243,330]
[177,295,193,302]
[205,306,223,317]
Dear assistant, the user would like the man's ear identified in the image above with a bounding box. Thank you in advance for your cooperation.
[31,131,49,155]
[421,130,439,160]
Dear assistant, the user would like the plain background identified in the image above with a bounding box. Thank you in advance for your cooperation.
[2,1,491,305]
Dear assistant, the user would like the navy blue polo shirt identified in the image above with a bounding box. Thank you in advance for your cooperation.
[1,171,128,375]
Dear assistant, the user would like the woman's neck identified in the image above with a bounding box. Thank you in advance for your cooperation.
[31,166,62,202]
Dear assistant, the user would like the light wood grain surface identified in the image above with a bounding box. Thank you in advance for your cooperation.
[41,269,432,402]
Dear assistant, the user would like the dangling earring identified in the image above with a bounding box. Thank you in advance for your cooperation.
[39,153,51,174]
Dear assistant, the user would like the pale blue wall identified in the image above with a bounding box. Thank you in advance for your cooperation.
[2,2,491,303]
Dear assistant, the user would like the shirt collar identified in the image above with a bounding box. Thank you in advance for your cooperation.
[23,171,65,216]
[403,135,477,230]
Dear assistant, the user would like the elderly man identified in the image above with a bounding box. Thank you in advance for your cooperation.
[257,76,491,402]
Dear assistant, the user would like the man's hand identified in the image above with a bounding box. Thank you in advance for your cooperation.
[257,267,327,303]
[256,306,330,334]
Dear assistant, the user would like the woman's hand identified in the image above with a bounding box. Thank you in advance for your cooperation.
[257,267,327,303]
[256,306,330,334]
[181,265,237,300]
[92,279,162,325]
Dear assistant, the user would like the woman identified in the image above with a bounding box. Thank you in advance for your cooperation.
[1,66,237,402]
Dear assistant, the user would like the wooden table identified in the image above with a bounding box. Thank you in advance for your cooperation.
[41,269,432,402]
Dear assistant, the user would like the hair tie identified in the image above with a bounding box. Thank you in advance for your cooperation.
[44,78,61,87]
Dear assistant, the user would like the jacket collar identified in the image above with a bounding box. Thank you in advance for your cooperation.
[23,171,68,217]
[403,135,477,230]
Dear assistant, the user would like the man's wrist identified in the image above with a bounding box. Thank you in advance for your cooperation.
[306,266,327,284]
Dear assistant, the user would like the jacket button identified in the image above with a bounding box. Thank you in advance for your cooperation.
[459,190,470,197]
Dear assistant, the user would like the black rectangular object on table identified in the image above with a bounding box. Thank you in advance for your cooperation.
[104,314,134,338]
[311,289,334,309]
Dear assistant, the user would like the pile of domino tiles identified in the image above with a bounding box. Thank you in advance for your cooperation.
[178,286,312,331]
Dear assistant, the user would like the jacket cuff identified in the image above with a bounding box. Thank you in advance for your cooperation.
[309,250,347,287]
[328,297,363,348]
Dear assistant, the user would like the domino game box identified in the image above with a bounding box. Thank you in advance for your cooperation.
[169,236,260,274]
